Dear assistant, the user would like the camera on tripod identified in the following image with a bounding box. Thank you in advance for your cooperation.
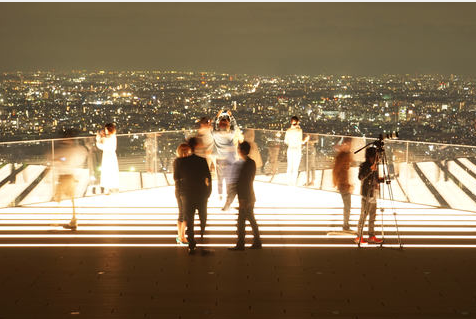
[372,132,399,150]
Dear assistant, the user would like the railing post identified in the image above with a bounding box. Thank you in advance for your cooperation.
[306,139,309,186]
[154,133,158,187]
[51,140,55,198]
[405,141,409,164]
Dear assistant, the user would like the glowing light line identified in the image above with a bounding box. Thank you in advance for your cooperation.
[0,243,475,248]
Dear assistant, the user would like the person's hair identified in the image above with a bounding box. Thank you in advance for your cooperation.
[365,147,377,162]
[332,147,352,186]
[218,118,230,130]
[342,137,353,145]
[291,116,299,123]
[176,143,191,158]
[187,137,200,152]
[105,123,116,134]
[238,141,251,156]
[197,117,210,127]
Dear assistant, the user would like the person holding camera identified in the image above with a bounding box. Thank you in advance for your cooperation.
[212,110,241,201]
[96,123,119,194]
[284,116,309,186]
[355,146,383,244]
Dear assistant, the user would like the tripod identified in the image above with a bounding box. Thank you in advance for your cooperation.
[354,138,403,249]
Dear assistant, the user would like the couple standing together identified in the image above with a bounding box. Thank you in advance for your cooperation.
[173,138,262,254]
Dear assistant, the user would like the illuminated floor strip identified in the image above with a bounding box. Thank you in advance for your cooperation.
[1,226,476,232]
[0,243,476,248]
[1,234,476,239]
[3,215,476,222]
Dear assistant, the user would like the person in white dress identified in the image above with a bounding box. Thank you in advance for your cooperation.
[284,116,309,186]
[96,123,119,194]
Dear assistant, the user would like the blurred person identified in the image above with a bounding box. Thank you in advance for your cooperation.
[267,138,281,180]
[212,110,241,201]
[284,116,309,185]
[243,129,263,171]
[195,117,215,169]
[355,147,384,244]
[144,133,157,173]
[332,137,354,231]
[173,143,192,245]
[305,136,318,186]
[96,123,119,194]
[222,129,262,211]
[53,129,87,230]
[175,137,212,254]
[84,137,101,194]
[228,141,262,251]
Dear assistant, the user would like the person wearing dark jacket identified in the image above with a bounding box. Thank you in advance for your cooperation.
[229,141,262,251]
[355,146,383,244]
[174,137,212,254]
[173,143,192,245]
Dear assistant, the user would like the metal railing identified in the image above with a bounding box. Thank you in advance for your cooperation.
[0,129,475,212]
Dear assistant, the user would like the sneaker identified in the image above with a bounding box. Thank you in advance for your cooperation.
[354,236,367,244]
[367,236,383,244]
[249,243,262,249]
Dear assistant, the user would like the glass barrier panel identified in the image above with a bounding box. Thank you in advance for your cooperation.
[0,129,475,213]
[0,140,53,207]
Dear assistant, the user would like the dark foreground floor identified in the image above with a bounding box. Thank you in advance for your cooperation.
[1,247,475,319]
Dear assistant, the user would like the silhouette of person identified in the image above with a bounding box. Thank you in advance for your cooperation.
[228,141,262,251]
[96,123,119,194]
[173,143,192,245]
[175,137,212,254]
[332,137,354,231]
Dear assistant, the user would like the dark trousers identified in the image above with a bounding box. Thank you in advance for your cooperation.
[358,197,377,237]
[182,196,208,249]
[216,159,231,195]
[236,201,261,248]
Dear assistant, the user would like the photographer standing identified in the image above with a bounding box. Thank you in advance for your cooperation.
[355,146,383,244]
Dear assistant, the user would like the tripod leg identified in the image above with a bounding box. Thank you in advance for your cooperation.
[381,149,403,249]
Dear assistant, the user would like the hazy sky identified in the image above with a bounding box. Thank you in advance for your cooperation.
[2,2,476,75]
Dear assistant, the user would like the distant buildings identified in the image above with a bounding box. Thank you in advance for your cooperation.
[0,71,475,145]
